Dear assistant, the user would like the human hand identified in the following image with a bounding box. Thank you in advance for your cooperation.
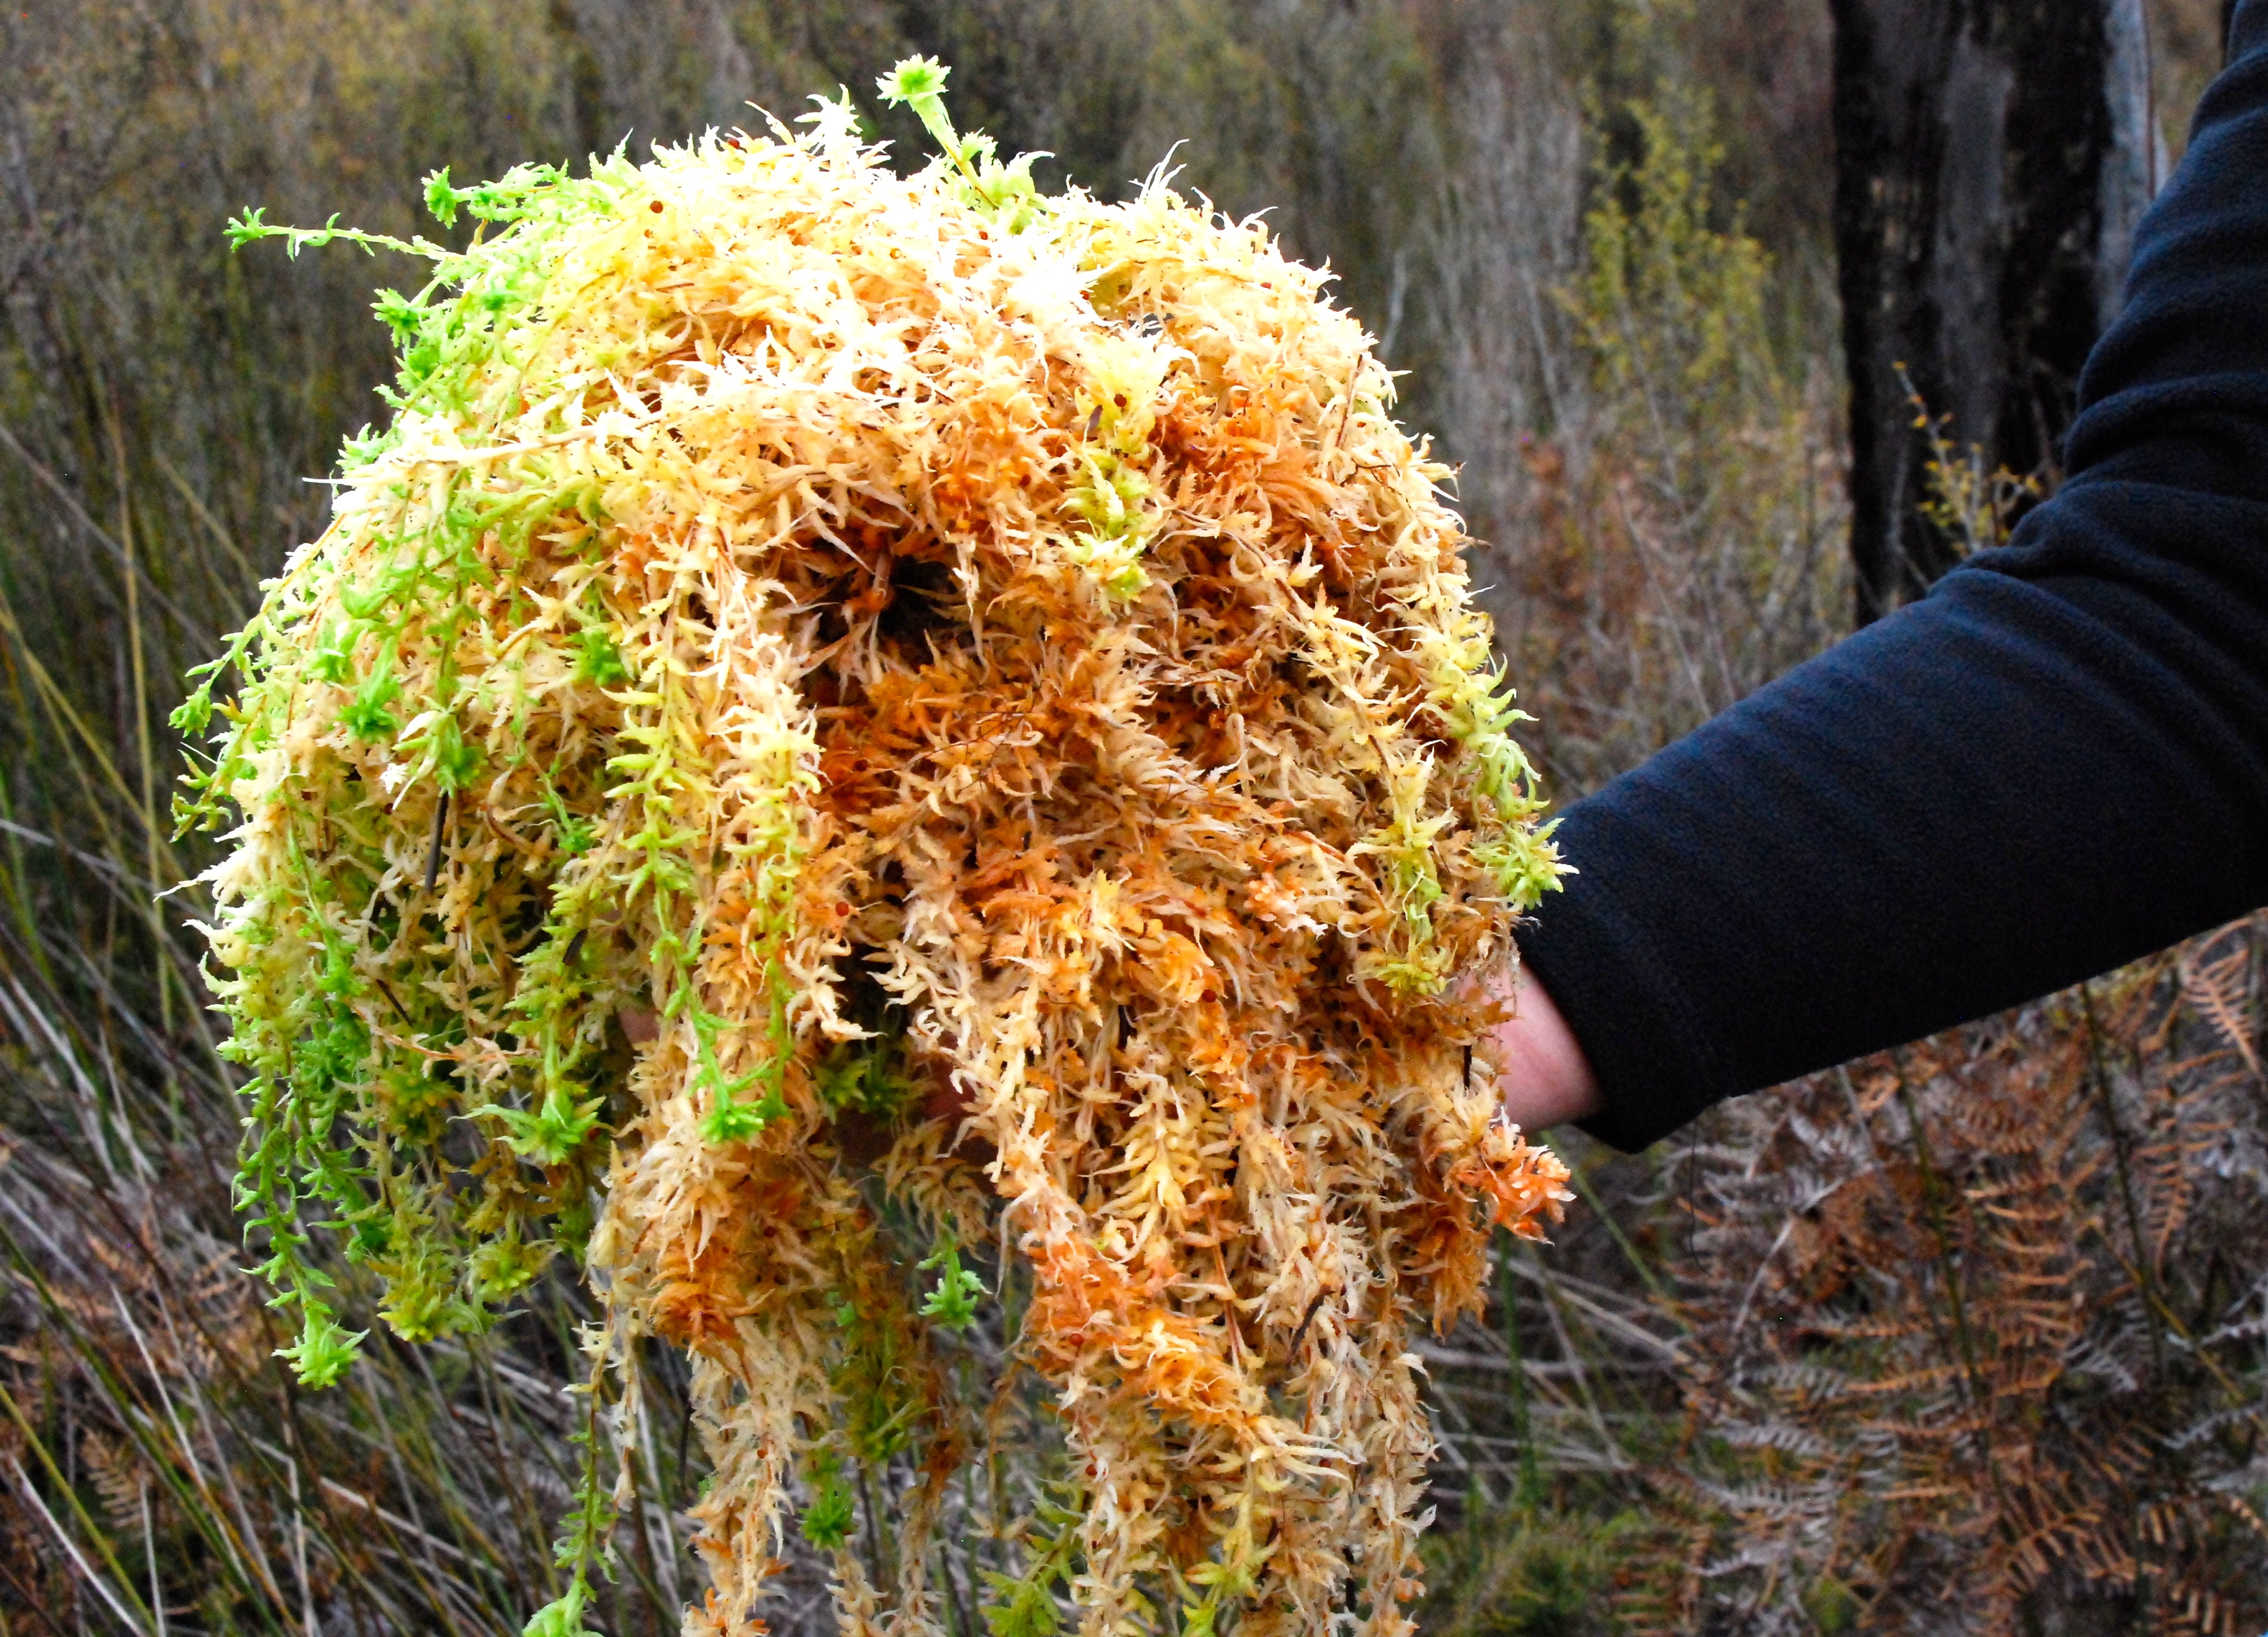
[1481,961,1604,1133]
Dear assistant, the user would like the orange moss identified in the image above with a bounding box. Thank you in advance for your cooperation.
[190,103,1571,1636]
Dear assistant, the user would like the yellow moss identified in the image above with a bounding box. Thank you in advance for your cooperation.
[188,99,1571,1637]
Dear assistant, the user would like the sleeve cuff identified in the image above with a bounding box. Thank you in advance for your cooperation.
[1512,860,1738,1154]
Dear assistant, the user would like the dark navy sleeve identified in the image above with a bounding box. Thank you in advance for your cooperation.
[1517,1,2268,1153]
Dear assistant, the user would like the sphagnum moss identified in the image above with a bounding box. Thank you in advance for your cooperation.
[180,61,1573,1637]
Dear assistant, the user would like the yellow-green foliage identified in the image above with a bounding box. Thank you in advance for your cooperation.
[1496,81,1846,792]
[1576,93,1776,437]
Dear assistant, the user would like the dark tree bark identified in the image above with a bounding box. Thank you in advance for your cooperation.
[1829,0,2157,623]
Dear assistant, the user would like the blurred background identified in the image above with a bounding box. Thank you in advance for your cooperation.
[2,1,2264,1632]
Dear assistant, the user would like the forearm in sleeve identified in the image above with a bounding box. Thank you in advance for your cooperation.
[1518,8,2268,1152]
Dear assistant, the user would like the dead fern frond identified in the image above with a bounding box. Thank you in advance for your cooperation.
[1649,914,2268,1633]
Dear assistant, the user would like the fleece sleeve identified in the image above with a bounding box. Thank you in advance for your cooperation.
[1516,1,2268,1153]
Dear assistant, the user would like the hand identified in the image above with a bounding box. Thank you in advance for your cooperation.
[1481,961,1604,1133]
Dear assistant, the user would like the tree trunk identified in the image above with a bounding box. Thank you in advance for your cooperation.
[1829,0,2157,623]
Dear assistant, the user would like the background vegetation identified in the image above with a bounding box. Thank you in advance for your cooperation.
[0,1,2259,1631]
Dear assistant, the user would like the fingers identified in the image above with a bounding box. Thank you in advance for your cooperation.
[1483,961,1605,1132]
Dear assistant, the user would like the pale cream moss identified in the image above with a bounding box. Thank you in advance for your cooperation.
[182,68,1571,1637]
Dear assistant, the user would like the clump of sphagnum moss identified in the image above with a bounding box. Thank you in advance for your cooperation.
[184,59,1571,1637]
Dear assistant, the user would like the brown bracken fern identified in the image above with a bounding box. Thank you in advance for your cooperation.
[1642,916,2268,1633]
